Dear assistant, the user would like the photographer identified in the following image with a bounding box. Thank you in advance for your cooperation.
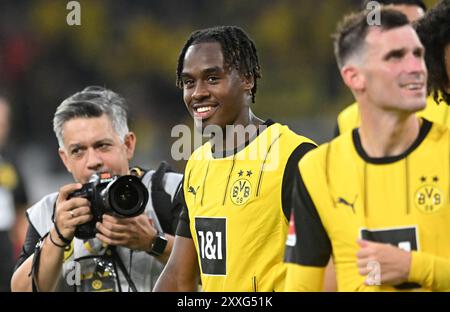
[11,86,182,292]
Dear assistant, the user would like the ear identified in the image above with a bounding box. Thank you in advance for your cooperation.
[241,73,254,92]
[124,132,137,160]
[58,147,72,173]
[341,65,365,92]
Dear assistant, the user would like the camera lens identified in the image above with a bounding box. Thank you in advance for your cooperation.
[102,175,149,217]
[114,183,139,208]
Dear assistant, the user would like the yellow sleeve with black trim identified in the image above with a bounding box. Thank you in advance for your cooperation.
[409,251,450,291]
[284,152,332,291]
[284,144,380,292]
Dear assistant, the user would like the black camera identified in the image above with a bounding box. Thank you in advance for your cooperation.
[68,172,149,239]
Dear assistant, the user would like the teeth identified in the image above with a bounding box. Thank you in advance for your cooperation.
[196,106,212,113]
[404,83,422,90]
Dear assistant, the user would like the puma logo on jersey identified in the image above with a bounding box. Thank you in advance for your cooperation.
[336,195,358,213]
[188,186,199,196]
[188,186,200,204]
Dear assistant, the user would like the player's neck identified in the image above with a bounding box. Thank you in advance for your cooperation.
[211,109,264,156]
[358,111,421,158]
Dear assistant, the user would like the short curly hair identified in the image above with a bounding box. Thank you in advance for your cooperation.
[415,0,450,105]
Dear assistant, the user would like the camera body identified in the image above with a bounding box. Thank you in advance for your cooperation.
[68,172,149,239]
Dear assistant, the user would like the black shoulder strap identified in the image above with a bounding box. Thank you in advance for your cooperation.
[29,233,49,292]
[150,161,179,235]
[151,161,173,191]
[109,246,138,292]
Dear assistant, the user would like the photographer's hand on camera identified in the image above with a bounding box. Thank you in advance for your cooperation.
[95,213,171,263]
[95,214,157,250]
[10,183,95,292]
[52,183,93,245]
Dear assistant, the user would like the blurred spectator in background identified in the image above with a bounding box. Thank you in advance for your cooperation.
[0,95,28,291]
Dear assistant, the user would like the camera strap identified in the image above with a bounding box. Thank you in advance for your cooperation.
[150,161,178,234]
[29,232,49,292]
[109,246,138,292]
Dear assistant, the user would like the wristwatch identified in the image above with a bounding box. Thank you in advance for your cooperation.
[147,231,168,257]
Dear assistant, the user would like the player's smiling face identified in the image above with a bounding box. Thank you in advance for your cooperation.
[181,41,252,130]
[361,25,427,113]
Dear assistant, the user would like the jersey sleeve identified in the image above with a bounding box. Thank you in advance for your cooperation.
[281,142,317,220]
[409,251,450,291]
[284,163,332,291]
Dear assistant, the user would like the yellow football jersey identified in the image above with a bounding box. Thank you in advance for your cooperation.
[336,96,450,136]
[177,121,316,291]
[285,119,450,291]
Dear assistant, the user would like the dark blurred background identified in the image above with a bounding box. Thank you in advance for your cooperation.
[0,0,437,202]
